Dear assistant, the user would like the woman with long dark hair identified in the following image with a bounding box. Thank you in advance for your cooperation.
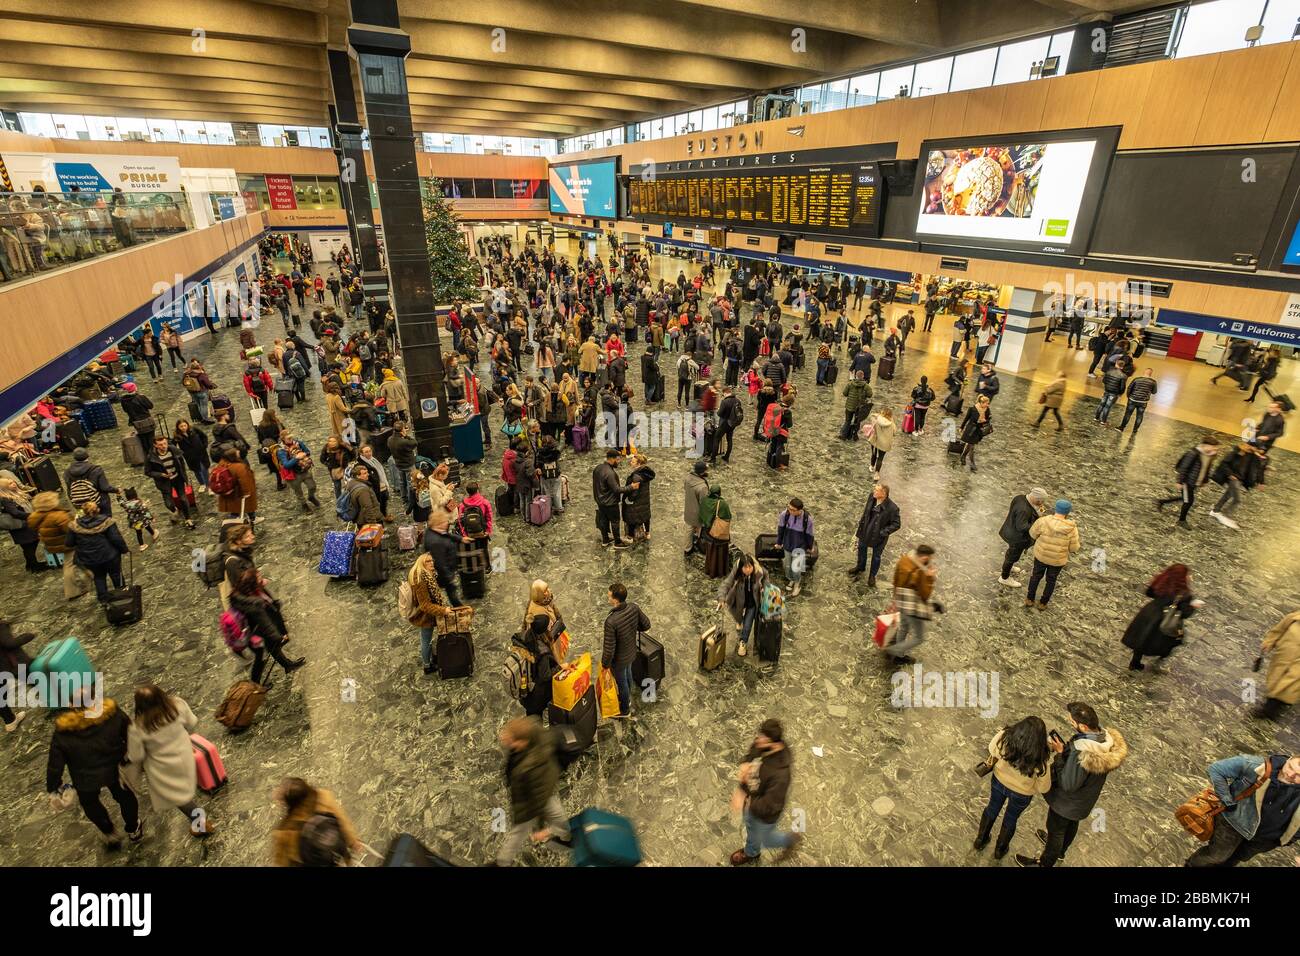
[974,715,1052,860]
[125,684,213,837]
[1121,563,1201,671]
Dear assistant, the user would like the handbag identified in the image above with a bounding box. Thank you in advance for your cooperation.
[708,515,731,540]
[974,754,998,777]
[1175,759,1272,842]
[1159,601,1185,638]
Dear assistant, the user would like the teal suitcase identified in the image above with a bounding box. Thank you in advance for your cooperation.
[29,638,95,709]
[569,808,642,867]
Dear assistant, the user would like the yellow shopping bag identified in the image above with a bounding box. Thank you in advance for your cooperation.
[551,652,592,711]
[597,666,622,719]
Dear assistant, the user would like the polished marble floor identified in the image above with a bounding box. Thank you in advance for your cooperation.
[1,252,1297,868]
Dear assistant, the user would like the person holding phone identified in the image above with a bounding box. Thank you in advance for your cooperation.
[1017,702,1128,868]
[974,716,1052,860]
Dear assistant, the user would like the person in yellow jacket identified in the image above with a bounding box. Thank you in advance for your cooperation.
[1255,610,1300,721]
[1025,499,1080,609]
[378,368,410,421]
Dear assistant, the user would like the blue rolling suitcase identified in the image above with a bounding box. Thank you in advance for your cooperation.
[318,529,356,577]
[83,399,118,430]
[29,638,96,709]
[569,808,642,867]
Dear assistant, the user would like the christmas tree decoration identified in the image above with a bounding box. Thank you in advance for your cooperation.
[422,179,481,304]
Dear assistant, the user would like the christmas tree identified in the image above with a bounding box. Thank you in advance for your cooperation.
[422,179,481,303]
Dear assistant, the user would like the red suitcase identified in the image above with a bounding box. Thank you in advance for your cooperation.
[191,733,228,792]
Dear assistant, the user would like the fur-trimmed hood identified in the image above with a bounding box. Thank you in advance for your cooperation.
[1073,728,1128,774]
[54,699,117,733]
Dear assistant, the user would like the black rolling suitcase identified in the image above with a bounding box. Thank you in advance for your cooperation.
[825,359,839,385]
[877,355,896,380]
[353,546,390,586]
[495,483,516,517]
[460,567,486,599]
[753,533,783,564]
[22,455,61,493]
[383,834,455,867]
[188,399,202,422]
[756,617,783,662]
[549,685,597,766]
[56,421,88,451]
[435,631,474,678]
[631,633,665,689]
[104,554,144,627]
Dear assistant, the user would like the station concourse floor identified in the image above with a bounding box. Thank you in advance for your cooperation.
[0,248,1297,868]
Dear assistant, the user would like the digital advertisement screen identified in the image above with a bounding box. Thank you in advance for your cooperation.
[626,161,883,239]
[548,158,618,218]
[1282,218,1300,271]
[914,128,1119,256]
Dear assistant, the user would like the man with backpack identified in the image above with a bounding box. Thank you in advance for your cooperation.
[675,353,698,408]
[496,716,571,865]
[64,448,119,516]
[776,499,814,597]
[283,343,310,402]
[763,396,792,471]
[242,360,273,407]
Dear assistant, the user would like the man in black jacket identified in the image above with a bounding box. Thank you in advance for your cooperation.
[730,718,800,865]
[1156,437,1221,527]
[423,510,463,606]
[591,450,630,550]
[849,483,900,586]
[387,421,419,515]
[998,488,1047,587]
[602,581,651,716]
[119,383,155,448]
[713,388,742,464]
[144,435,195,529]
[1017,702,1128,867]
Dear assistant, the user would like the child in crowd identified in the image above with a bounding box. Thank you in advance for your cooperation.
[119,487,160,551]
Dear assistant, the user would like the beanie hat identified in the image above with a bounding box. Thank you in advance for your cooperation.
[122,381,137,393]
[73,448,89,461]
[692,460,708,476]
[1055,499,1072,515]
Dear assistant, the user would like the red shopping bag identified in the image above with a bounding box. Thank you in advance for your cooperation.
[873,612,899,648]
[902,404,915,434]
[172,484,197,509]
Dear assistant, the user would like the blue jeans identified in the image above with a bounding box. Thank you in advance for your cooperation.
[782,549,803,586]
[854,538,884,576]
[743,808,793,859]
[815,358,829,384]
[353,302,364,323]
[194,390,211,421]
[420,627,434,668]
[193,461,210,488]
[980,776,1032,840]
[615,662,634,715]
[1096,391,1120,422]
[737,604,757,648]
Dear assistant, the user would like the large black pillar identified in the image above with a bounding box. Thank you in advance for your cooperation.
[348,1,451,460]
[326,47,387,310]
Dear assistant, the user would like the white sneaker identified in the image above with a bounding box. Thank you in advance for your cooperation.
[790,581,802,597]
[1010,566,1022,575]
[4,711,26,732]
[253,516,266,524]
[1213,512,1240,530]
[737,642,747,657]
[998,576,1020,587]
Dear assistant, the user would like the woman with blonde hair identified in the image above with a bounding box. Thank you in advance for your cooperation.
[0,476,43,573]
[524,580,569,661]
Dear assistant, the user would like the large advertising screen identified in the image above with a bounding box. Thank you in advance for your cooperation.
[549,158,618,218]
[914,128,1119,256]
[1282,218,1300,272]
[626,161,883,238]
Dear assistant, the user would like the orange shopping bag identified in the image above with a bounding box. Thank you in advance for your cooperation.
[551,652,592,711]
[597,666,622,719]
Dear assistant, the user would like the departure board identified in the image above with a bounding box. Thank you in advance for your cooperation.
[626,161,883,237]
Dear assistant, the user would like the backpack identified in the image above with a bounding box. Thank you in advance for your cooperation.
[288,353,307,379]
[358,344,372,361]
[220,608,252,651]
[728,400,744,428]
[759,583,785,621]
[208,464,236,497]
[69,477,98,507]
[503,634,537,701]
[461,503,487,537]
[200,547,227,588]
[761,401,784,439]
[336,488,354,521]
[298,812,347,867]
[182,373,200,393]
[248,374,267,396]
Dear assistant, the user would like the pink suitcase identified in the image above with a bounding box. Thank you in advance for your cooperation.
[192,733,228,793]
[571,425,590,452]
[397,523,418,551]
[529,494,552,526]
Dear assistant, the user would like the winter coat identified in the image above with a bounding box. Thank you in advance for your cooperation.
[742,743,792,825]
[959,405,991,445]
[1029,513,1080,567]
[974,372,1000,400]
[602,600,650,670]
[1,495,37,545]
[408,556,449,629]
[379,378,409,415]
[698,485,731,534]
[326,393,350,439]
[1121,586,1198,658]
[124,697,199,812]
[346,478,384,525]
[143,441,190,488]
[175,428,210,474]
[718,562,768,625]
[63,459,115,511]
[842,378,872,413]
[46,699,130,793]
[1261,611,1300,705]
[867,415,896,452]
[855,495,900,548]
[1044,728,1128,821]
[1039,377,1066,409]
[683,472,710,528]
[998,495,1040,548]
[989,730,1052,798]
[622,465,655,528]
[215,459,258,515]
[505,719,560,824]
[27,493,74,554]
[64,512,129,567]
[271,788,360,866]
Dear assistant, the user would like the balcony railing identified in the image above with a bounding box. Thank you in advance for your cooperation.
[0,190,194,285]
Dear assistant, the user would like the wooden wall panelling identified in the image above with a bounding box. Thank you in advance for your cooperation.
[1128,55,1217,149]
[1040,70,1100,132]
[927,90,970,141]
[1264,42,1300,142]
[1196,44,1294,146]
[962,86,1008,137]
[999,80,1050,135]
[1089,60,1155,146]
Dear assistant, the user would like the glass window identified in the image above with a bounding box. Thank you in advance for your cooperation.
[49,113,88,139]
[848,73,879,107]
[688,110,703,134]
[1260,0,1300,44]
[651,117,664,139]
[310,126,331,148]
[115,117,150,141]
[18,112,55,136]
[877,64,916,101]
[259,124,284,146]
[176,121,208,144]
[85,116,118,140]
[800,83,826,113]
[822,79,849,111]
[1046,30,1074,74]
[994,35,1050,85]
[147,119,179,142]
[206,122,235,145]
[702,106,719,130]
[949,47,998,92]
[912,57,953,97]
[1175,0,1266,58]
